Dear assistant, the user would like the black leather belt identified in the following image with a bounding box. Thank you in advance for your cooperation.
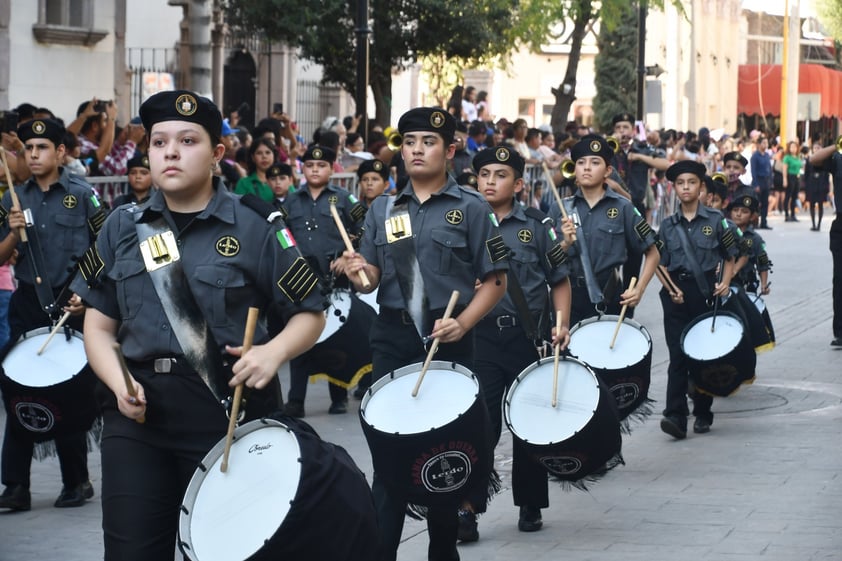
[483,315,519,328]
[126,357,193,375]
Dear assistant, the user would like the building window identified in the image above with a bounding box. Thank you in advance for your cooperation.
[32,0,108,46]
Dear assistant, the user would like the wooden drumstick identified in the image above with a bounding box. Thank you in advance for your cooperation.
[547,169,576,243]
[656,265,681,297]
[412,290,460,398]
[551,310,563,408]
[609,277,637,349]
[36,311,71,355]
[329,203,371,288]
[112,342,145,424]
[0,147,27,242]
[221,306,260,473]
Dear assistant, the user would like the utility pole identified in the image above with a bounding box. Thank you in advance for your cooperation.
[636,0,647,121]
[355,0,371,141]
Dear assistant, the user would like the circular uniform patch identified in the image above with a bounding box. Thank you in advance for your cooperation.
[215,235,240,257]
[373,160,384,171]
[445,209,463,225]
[62,194,78,209]
[517,229,533,243]
[32,120,46,135]
[15,401,55,434]
[607,207,619,219]
[430,111,446,128]
[466,175,477,186]
[590,140,602,153]
[539,455,583,477]
[328,195,339,205]
[495,147,510,162]
[175,94,198,116]
[743,196,753,207]
[142,156,150,168]
[746,238,753,247]
[702,225,713,236]
[420,450,472,493]
[312,148,324,160]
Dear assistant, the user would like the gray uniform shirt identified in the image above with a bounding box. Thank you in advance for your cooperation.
[657,204,740,273]
[360,176,508,311]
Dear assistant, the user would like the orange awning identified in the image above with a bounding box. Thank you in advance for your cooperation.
[737,63,842,118]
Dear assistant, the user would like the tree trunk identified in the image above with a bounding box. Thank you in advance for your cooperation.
[370,71,392,128]
[550,7,593,134]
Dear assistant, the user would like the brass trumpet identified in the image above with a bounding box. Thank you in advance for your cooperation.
[387,132,403,151]
[710,172,728,184]
[606,136,620,153]
[836,135,842,153]
[561,159,576,179]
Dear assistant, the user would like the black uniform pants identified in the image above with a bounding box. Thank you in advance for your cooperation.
[474,320,549,509]
[570,280,622,328]
[368,313,474,561]
[756,179,771,226]
[99,366,280,561]
[659,278,713,423]
[1,285,89,490]
[831,215,842,339]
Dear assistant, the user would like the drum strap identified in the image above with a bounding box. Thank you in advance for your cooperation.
[671,215,712,298]
[19,222,60,317]
[505,267,542,343]
[134,214,231,408]
[386,195,429,339]
[564,198,604,304]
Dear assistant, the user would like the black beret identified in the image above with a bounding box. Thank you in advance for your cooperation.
[126,153,150,170]
[17,118,65,146]
[570,134,614,165]
[728,193,759,213]
[357,158,389,180]
[455,171,478,189]
[666,160,707,182]
[472,145,525,177]
[139,90,222,141]
[704,175,728,200]
[267,163,293,178]
[301,145,336,163]
[397,107,456,144]
[723,151,748,168]
[612,113,635,126]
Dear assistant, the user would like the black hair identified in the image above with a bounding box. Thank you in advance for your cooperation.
[246,137,277,175]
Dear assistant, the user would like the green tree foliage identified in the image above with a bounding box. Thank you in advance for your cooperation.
[592,3,639,132]
[816,0,842,41]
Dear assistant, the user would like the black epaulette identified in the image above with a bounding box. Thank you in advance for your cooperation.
[349,195,367,222]
[546,242,568,269]
[240,193,289,226]
[277,257,320,303]
[524,206,552,225]
[654,235,666,254]
[635,217,653,241]
[88,207,107,236]
[0,204,7,228]
[721,227,737,251]
[486,235,508,263]
[78,244,105,288]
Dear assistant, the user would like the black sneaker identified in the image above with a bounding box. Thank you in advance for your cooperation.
[518,506,543,532]
[660,416,687,439]
[457,509,479,542]
[0,484,31,511]
[283,400,305,418]
[352,386,368,399]
[831,338,842,348]
[328,399,348,414]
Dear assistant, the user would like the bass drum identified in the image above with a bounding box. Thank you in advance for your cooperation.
[0,327,98,442]
[681,310,756,397]
[306,289,376,389]
[179,417,379,561]
[503,357,622,482]
[568,315,652,421]
[359,361,492,507]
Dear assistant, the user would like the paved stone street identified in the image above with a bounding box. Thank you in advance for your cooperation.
[1,210,840,560]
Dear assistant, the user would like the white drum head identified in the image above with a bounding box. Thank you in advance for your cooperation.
[180,420,302,561]
[2,328,87,387]
[683,314,743,361]
[317,290,353,343]
[505,358,599,445]
[568,317,651,370]
[361,361,477,435]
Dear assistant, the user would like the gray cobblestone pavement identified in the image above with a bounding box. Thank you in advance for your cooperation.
[1,211,840,560]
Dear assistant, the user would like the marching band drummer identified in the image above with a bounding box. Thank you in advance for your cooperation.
[657,160,740,439]
[335,106,508,561]
[550,135,659,327]
[72,90,326,561]
[470,145,572,538]
[0,118,100,511]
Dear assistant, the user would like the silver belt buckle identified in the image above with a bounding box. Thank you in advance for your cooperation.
[154,358,175,373]
[496,315,515,328]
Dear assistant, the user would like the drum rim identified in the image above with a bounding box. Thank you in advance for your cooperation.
[12,326,84,343]
[2,327,88,386]
[569,314,652,341]
[178,418,302,558]
[502,355,600,445]
[679,309,745,359]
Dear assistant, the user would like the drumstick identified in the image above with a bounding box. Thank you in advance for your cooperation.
[0,147,27,242]
[221,306,260,473]
[609,277,637,349]
[112,342,145,424]
[329,203,371,288]
[551,310,563,408]
[36,311,71,355]
[656,265,680,297]
[547,170,576,243]
[411,290,460,398]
